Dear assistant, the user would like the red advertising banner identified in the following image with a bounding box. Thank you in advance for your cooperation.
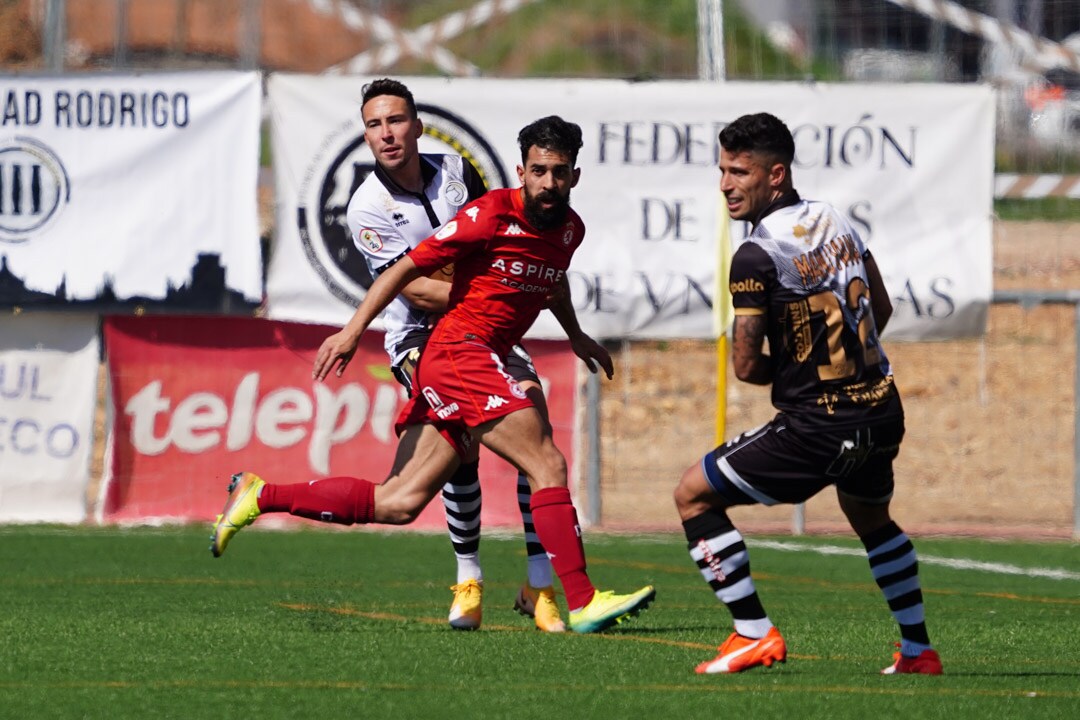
[101,316,579,528]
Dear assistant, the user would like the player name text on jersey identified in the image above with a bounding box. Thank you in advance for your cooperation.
[792,233,862,288]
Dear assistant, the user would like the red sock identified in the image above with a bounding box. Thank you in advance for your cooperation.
[257,476,375,525]
[530,487,595,611]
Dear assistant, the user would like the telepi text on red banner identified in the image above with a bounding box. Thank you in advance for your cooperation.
[100,316,579,526]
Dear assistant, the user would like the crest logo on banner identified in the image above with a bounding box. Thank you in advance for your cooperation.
[0,137,71,244]
[295,104,509,307]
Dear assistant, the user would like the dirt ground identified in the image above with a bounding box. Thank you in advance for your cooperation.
[597,220,1080,539]
[89,220,1080,538]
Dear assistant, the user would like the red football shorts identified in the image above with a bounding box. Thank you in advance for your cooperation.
[394,340,535,457]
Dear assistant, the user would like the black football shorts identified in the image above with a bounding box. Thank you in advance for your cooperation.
[700,415,904,506]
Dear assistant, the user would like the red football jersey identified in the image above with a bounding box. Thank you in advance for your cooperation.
[408,187,585,357]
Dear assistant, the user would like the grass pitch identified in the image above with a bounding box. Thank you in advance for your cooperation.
[1,526,1078,719]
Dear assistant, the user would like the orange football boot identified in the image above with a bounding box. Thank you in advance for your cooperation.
[695,627,787,674]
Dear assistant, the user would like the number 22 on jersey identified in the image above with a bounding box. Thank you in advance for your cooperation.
[788,278,882,382]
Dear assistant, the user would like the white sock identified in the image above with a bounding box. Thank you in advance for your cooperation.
[733,618,774,640]
[456,553,482,584]
[526,553,553,589]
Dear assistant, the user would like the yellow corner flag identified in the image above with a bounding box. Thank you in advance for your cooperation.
[714,198,733,446]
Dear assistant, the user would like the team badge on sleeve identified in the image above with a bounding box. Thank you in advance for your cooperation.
[435,220,458,239]
[358,228,383,251]
[445,181,467,205]
[562,223,575,246]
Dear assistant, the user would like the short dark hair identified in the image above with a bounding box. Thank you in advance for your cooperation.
[517,115,583,166]
[361,78,417,118]
[718,112,795,166]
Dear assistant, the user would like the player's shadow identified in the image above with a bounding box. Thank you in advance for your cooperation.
[600,626,691,636]
[944,670,1080,678]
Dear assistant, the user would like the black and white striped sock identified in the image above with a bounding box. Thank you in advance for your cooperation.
[684,510,772,639]
[517,473,553,588]
[442,461,482,584]
[861,521,932,656]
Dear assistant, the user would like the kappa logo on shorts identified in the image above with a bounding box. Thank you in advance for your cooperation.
[485,395,508,411]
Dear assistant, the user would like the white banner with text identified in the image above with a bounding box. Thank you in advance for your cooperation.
[0,313,98,523]
[0,72,262,310]
[267,75,993,340]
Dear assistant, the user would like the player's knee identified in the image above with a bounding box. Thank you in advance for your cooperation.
[838,493,892,537]
[529,444,568,490]
[674,463,709,515]
[673,478,694,513]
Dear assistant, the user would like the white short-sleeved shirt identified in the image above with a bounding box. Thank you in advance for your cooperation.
[346,153,485,364]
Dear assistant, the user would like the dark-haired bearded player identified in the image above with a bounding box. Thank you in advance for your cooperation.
[211,115,656,634]
[346,78,566,633]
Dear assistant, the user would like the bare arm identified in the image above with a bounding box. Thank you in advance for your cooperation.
[313,256,423,380]
[731,314,773,385]
[863,251,893,332]
[548,275,614,379]
[400,275,452,312]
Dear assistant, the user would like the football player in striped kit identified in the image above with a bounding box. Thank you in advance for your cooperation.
[674,112,941,675]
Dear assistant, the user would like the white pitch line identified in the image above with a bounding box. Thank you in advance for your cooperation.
[750,539,1080,581]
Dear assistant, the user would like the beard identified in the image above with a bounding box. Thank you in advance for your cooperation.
[523,188,571,231]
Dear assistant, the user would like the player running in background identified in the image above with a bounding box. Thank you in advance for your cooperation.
[346,78,563,632]
[673,112,941,675]
[212,115,656,634]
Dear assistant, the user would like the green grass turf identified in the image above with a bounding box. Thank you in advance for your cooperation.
[1,526,1078,718]
[995,197,1080,222]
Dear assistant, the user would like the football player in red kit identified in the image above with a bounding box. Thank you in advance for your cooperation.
[211,115,655,634]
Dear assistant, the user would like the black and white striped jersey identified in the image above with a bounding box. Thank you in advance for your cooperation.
[729,192,903,431]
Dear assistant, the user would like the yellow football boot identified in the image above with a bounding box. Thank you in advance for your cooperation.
[209,472,264,558]
[513,584,566,633]
[568,585,656,634]
[448,579,483,630]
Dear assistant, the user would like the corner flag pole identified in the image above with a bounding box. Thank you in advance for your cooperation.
[714,199,732,446]
[698,0,728,445]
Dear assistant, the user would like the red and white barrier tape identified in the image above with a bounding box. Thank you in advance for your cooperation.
[886,0,1080,75]
[995,174,1080,199]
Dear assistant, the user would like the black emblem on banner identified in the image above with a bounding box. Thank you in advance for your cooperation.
[0,137,70,244]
